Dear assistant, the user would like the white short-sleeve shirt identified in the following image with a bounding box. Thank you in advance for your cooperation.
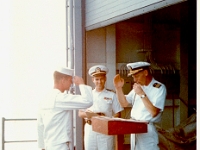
[89,88,124,117]
[125,78,167,122]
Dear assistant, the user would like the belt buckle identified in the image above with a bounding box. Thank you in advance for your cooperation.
[86,120,92,125]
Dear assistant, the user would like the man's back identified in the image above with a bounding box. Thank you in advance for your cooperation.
[37,89,72,147]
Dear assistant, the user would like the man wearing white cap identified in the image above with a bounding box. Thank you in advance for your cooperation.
[37,67,93,150]
[78,65,124,150]
[113,61,167,150]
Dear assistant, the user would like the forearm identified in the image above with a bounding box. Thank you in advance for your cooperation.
[115,88,129,107]
[133,83,160,117]
[55,85,93,109]
[140,94,160,117]
[78,110,87,118]
[79,84,93,104]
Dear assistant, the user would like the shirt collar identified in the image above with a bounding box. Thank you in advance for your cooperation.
[142,78,155,89]
[93,88,106,93]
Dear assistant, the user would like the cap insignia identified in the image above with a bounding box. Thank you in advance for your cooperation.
[95,67,101,73]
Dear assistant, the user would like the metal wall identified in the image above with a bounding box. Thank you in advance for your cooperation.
[85,0,186,31]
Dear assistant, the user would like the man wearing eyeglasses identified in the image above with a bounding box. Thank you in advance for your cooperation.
[113,61,167,150]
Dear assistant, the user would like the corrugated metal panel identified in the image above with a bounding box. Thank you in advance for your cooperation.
[85,0,186,31]
[85,0,161,24]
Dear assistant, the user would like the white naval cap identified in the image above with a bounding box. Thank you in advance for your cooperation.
[55,67,74,76]
[88,65,109,77]
[127,61,150,76]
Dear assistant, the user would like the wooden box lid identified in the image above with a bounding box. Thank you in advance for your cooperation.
[91,116,148,135]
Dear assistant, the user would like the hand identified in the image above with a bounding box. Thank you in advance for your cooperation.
[133,83,145,95]
[85,109,98,118]
[73,76,84,85]
[113,74,124,88]
[85,109,93,113]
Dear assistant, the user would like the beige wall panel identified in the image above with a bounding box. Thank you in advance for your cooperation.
[86,28,106,63]
[86,28,106,88]
[106,25,116,90]
[86,25,116,90]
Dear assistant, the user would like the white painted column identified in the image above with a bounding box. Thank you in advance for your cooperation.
[73,0,84,150]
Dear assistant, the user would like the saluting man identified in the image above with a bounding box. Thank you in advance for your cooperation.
[37,67,93,150]
[79,65,124,150]
[113,61,167,150]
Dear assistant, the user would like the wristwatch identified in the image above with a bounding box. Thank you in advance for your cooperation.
[140,94,146,99]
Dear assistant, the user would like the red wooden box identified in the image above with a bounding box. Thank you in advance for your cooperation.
[91,116,148,135]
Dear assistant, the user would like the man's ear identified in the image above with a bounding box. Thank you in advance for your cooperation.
[144,70,148,76]
[91,77,95,83]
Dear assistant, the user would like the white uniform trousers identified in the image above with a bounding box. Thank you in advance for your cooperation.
[84,123,114,150]
[131,123,159,150]
[45,142,72,150]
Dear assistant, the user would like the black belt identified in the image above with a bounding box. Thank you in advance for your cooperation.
[96,112,105,116]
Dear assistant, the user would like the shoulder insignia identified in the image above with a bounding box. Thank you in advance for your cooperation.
[106,89,116,93]
[153,83,161,88]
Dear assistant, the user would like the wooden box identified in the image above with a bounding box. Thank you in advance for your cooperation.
[91,116,148,135]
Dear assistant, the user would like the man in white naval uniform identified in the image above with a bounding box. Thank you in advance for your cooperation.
[113,62,167,150]
[37,67,93,150]
[79,65,124,150]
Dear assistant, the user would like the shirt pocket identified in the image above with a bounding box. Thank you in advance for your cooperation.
[103,97,113,104]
